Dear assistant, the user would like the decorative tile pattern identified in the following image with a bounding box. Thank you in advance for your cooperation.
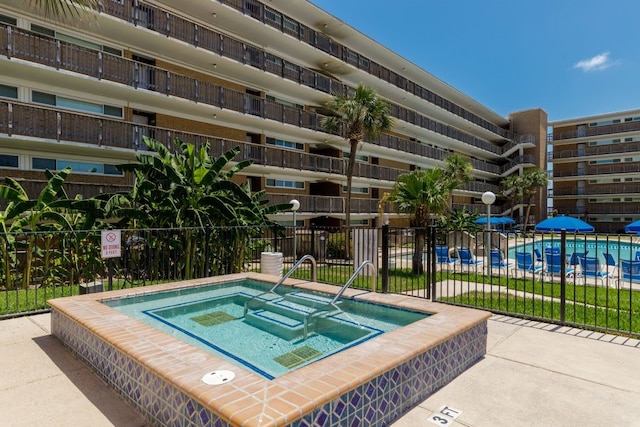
[49,273,490,427]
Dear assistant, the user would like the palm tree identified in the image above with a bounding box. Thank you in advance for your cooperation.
[322,83,393,258]
[521,168,548,227]
[442,154,473,216]
[27,0,101,19]
[501,168,548,228]
[386,168,450,274]
[501,174,525,221]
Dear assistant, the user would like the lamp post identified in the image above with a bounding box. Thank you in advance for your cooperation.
[482,191,496,272]
[290,199,300,262]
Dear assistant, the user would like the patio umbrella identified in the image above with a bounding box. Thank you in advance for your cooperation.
[534,216,594,233]
[624,219,640,233]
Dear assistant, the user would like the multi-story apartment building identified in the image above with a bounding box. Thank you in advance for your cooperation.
[550,109,640,233]
[0,0,547,227]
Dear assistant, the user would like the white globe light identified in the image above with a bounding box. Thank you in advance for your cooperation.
[290,199,300,211]
[481,191,496,206]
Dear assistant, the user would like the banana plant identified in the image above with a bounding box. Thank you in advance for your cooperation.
[111,137,290,278]
[0,168,74,289]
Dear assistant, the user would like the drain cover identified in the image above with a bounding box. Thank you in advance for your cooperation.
[273,345,323,369]
[202,370,235,385]
[191,311,236,327]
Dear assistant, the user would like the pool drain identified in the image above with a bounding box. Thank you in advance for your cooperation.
[202,370,235,385]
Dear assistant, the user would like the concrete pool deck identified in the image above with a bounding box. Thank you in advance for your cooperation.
[2,313,639,426]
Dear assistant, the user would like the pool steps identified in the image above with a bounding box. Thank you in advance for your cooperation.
[244,291,341,340]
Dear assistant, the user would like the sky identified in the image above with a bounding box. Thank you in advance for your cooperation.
[310,0,640,121]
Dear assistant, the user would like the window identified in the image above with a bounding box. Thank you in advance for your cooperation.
[0,154,18,168]
[265,179,304,189]
[0,84,18,99]
[32,157,122,175]
[0,14,17,26]
[30,24,122,56]
[343,185,369,194]
[343,152,369,162]
[32,91,123,117]
[266,137,303,150]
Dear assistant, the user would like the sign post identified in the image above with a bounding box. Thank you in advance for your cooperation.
[101,230,122,291]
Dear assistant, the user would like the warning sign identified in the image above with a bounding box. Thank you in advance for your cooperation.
[101,230,122,259]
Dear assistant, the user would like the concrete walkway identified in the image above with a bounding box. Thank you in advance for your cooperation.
[1,313,639,427]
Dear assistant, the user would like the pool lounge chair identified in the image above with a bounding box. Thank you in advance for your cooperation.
[435,245,459,269]
[620,260,640,283]
[569,251,588,267]
[514,252,543,278]
[544,252,575,278]
[578,256,615,286]
[533,248,544,263]
[490,249,513,274]
[603,252,618,275]
[456,247,483,268]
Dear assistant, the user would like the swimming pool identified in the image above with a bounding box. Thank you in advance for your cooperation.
[509,239,640,261]
[103,279,427,379]
[49,272,490,426]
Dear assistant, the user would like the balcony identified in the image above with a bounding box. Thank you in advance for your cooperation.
[553,163,640,178]
[549,120,640,142]
[218,0,514,140]
[552,141,640,160]
[0,100,408,183]
[0,25,523,169]
[262,194,387,215]
[553,184,640,197]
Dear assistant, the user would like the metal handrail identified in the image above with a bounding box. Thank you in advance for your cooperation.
[302,260,377,339]
[243,254,316,315]
[330,260,377,305]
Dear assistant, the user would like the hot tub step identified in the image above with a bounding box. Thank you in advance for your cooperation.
[244,309,306,340]
[284,291,334,309]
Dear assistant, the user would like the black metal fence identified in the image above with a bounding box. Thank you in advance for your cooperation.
[1,226,638,337]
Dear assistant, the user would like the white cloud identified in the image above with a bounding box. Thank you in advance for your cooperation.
[574,52,614,72]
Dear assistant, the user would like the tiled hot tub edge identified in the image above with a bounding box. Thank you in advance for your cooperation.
[52,308,487,426]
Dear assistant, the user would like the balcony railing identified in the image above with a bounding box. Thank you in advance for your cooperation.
[0,25,525,169]
[553,184,640,196]
[553,163,640,178]
[552,141,640,159]
[262,194,388,214]
[0,100,412,183]
[549,120,640,142]
[217,0,516,141]
[558,205,640,215]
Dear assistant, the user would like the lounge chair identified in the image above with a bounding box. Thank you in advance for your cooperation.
[544,252,575,278]
[620,260,640,283]
[603,252,618,275]
[578,256,615,286]
[456,247,483,268]
[435,245,459,269]
[490,249,513,274]
[635,251,640,262]
[515,251,543,278]
[568,251,588,267]
[533,248,544,263]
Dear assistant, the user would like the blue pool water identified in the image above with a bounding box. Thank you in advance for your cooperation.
[104,279,427,379]
[509,239,640,262]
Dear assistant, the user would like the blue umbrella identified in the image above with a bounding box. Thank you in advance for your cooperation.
[474,217,515,225]
[624,219,640,233]
[534,216,594,233]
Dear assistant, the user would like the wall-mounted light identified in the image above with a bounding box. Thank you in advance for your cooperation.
[212,12,217,18]
[213,63,217,69]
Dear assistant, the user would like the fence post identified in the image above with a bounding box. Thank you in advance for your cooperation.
[429,225,437,301]
[560,230,567,324]
[381,224,389,293]
[204,226,211,277]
